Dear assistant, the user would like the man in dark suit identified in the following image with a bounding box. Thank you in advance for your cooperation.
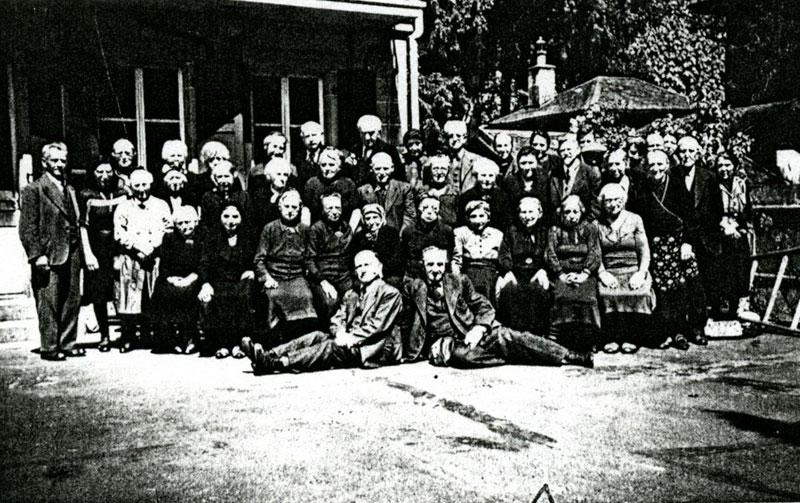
[19,142,85,361]
[345,114,405,185]
[399,246,593,368]
[675,136,723,346]
[296,121,326,187]
[241,250,402,374]
[549,136,601,221]
[443,119,487,195]
[355,152,416,231]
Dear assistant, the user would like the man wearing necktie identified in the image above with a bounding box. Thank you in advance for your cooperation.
[443,120,488,196]
[19,143,85,361]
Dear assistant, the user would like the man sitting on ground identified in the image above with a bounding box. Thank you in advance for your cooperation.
[401,246,594,368]
[241,250,402,374]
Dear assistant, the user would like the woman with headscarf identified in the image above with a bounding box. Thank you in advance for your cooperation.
[254,189,319,345]
[452,200,504,304]
[113,169,172,352]
[596,183,656,354]
[496,197,550,334]
[708,153,753,319]
[79,162,125,352]
[303,147,359,226]
[353,203,405,289]
[150,206,203,354]
[545,194,601,352]
[197,201,255,358]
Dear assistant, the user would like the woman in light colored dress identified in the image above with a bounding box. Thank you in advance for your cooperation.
[113,169,172,352]
[596,183,656,353]
[452,200,504,304]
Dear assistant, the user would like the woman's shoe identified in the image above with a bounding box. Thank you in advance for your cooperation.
[119,340,133,353]
[98,339,111,353]
[620,342,639,354]
[215,348,230,359]
[231,345,245,359]
[603,342,620,354]
[672,334,690,351]
[184,340,197,355]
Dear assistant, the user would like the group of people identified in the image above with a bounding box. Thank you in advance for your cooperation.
[19,114,752,375]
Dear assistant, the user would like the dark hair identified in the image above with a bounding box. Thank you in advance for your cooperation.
[517,146,539,163]
[576,125,594,139]
[529,129,550,148]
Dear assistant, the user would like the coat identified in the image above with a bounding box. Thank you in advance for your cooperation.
[357,179,416,231]
[400,273,495,361]
[330,279,403,365]
[348,138,405,185]
[548,161,601,221]
[19,173,82,266]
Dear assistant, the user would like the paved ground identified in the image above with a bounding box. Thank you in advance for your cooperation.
[1,330,799,503]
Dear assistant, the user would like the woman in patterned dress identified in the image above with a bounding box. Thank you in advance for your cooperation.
[452,200,504,304]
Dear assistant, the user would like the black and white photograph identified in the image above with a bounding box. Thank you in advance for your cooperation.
[0,0,798,501]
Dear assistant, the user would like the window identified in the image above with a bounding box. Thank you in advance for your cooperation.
[250,76,323,163]
[98,67,184,170]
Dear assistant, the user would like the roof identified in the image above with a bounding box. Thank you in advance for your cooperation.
[487,76,692,130]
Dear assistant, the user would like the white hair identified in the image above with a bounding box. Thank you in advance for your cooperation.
[112,138,134,153]
[443,120,467,136]
[357,115,382,132]
[161,140,187,160]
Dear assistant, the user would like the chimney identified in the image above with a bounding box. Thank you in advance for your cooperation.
[528,37,556,107]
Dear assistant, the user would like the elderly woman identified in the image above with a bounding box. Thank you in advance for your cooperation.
[418,153,458,227]
[254,189,319,345]
[596,184,656,353]
[162,168,198,216]
[79,162,125,352]
[452,200,504,304]
[496,197,550,334]
[306,192,356,323]
[708,153,752,318]
[198,202,255,358]
[629,150,699,350]
[150,206,202,354]
[199,140,242,195]
[113,169,172,352]
[303,147,359,226]
[400,195,454,280]
[503,147,550,214]
[458,157,513,231]
[353,203,405,288]
[251,158,308,235]
[545,195,601,351]
[199,160,251,239]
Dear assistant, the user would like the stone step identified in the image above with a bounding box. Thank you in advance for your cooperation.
[0,295,36,322]
[0,319,38,344]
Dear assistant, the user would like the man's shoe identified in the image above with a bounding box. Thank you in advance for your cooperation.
[41,351,66,362]
[688,330,708,346]
[240,337,256,360]
[673,334,690,351]
[119,340,134,353]
[184,339,197,355]
[98,339,111,353]
[62,348,86,357]
[565,351,594,369]
[603,342,620,354]
[231,345,245,359]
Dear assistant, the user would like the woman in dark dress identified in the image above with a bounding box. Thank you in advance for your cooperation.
[545,195,602,352]
[353,203,405,289]
[303,147,359,226]
[502,148,550,220]
[496,197,551,334]
[79,162,125,352]
[400,195,454,280]
[197,202,255,359]
[629,150,699,350]
[150,206,202,354]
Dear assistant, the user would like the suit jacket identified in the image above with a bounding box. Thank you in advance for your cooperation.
[400,273,495,361]
[19,174,82,266]
[448,149,486,195]
[357,179,416,231]
[677,165,724,254]
[348,138,405,185]
[548,161,601,221]
[331,279,403,365]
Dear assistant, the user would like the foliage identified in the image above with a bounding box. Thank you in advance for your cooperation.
[567,104,630,151]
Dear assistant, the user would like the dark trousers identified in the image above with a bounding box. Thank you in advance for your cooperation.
[31,248,81,353]
[270,330,361,372]
[433,327,569,369]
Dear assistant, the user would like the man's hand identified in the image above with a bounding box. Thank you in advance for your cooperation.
[532,269,550,290]
[628,271,647,290]
[599,270,619,289]
[464,326,486,349]
[166,276,182,287]
[240,270,255,281]
[572,272,589,284]
[84,253,99,272]
[495,272,516,298]
[197,283,214,303]
[335,331,360,348]
[680,243,694,261]
[320,280,338,302]
[34,255,50,272]
[262,274,279,290]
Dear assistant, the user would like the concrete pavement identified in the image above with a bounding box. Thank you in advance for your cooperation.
[1,333,799,502]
